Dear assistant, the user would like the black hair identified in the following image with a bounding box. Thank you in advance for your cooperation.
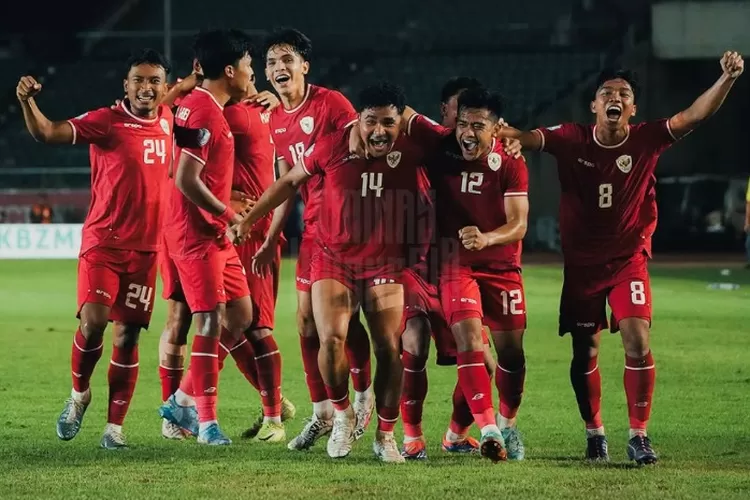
[263,27,312,61]
[125,48,171,77]
[358,82,406,114]
[192,29,252,80]
[457,87,504,121]
[440,76,483,104]
[594,68,639,98]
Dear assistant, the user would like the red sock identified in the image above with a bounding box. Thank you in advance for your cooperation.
[570,355,603,429]
[449,380,474,435]
[345,322,372,393]
[325,382,350,411]
[252,335,282,417]
[190,336,219,423]
[107,344,139,425]
[624,351,656,431]
[300,336,327,402]
[71,328,103,393]
[495,361,526,420]
[158,365,183,402]
[457,351,495,428]
[377,406,399,433]
[230,339,260,391]
[400,352,428,438]
[217,328,236,371]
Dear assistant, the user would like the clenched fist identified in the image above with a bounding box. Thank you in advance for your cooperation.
[17,75,42,102]
[459,226,489,251]
[720,51,744,79]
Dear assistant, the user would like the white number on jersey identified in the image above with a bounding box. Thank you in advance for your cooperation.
[143,139,167,165]
[460,172,484,195]
[598,183,613,208]
[125,283,154,311]
[630,281,646,305]
[361,172,384,198]
[289,142,306,165]
[500,289,524,315]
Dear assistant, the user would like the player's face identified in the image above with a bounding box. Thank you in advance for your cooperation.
[265,45,309,95]
[441,95,460,127]
[359,106,402,158]
[592,78,636,128]
[124,64,167,117]
[228,53,254,100]
[455,108,499,161]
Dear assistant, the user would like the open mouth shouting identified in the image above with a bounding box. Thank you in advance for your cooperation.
[605,103,623,122]
[368,134,390,155]
[273,73,291,86]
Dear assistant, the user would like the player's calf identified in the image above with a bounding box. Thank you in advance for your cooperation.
[492,329,526,460]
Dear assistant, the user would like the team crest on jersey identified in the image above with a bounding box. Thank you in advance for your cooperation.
[159,118,170,135]
[300,116,314,135]
[616,154,632,174]
[487,152,502,171]
[386,151,402,168]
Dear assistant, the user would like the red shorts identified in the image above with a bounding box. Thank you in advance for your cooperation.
[77,246,158,328]
[171,244,250,313]
[236,236,281,331]
[295,233,316,292]
[559,252,651,336]
[440,265,527,332]
[160,250,186,303]
[310,249,402,293]
[403,267,456,365]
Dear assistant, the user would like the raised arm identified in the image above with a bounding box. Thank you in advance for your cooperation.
[17,76,74,144]
[668,51,744,139]
[498,126,543,152]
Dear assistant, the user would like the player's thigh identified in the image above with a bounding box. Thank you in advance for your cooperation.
[295,234,315,293]
[77,247,122,327]
[608,253,652,333]
[163,299,192,344]
[112,251,158,329]
[429,308,457,366]
[311,279,357,345]
[173,250,225,314]
[243,253,278,332]
[559,266,609,337]
[439,266,483,330]
[476,269,527,334]
[159,250,186,303]
[362,283,404,351]
[296,288,316,337]
[224,248,253,335]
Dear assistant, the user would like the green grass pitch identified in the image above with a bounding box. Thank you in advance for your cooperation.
[1,259,749,499]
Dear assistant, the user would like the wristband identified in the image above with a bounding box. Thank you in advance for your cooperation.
[218,206,238,225]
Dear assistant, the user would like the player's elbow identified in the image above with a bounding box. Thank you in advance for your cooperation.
[509,219,528,243]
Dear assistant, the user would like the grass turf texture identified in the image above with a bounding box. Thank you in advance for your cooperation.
[1,259,749,499]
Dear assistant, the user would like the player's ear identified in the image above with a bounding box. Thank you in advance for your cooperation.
[301,61,310,76]
[632,103,637,117]
[590,100,596,114]
[122,79,128,94]
[225,64,235,79]
[439,103,447,120]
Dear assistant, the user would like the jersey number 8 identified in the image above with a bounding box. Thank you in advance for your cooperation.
[598,183,613,208]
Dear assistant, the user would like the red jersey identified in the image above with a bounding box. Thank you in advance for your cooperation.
[166,86,234,258]
[409,114,529,270]
[300,126,423,272]
[535,120,677,266]
[270,84,357,236]
[224,100,276,236]
[68,101,173,255]
[407,167,438,281]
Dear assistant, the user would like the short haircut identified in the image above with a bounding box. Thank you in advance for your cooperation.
[358,82,407,114]
[457,87,504,121]
[192,29,252,80]
[125,48,170,77]
[440,76,483,104]
[263,27,312,61]
[594,68,639,98]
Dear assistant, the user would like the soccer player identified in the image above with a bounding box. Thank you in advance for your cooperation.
[407,88,530,462]
[501,51,744,464]
[17,49,173,449]
[260,28,374,450]
[159,29,256,446]
[400,76,488,460]
[234,82,422,463]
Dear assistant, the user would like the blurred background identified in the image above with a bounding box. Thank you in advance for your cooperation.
[0,0,748,258]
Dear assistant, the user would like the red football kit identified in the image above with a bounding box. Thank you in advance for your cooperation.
[269,84,357,291]
[71,101,173,327]
[534,120,676,334]
[299,126,423,292]
[224,100,280,330]
[409,114,529,332]
[163,86,249,313]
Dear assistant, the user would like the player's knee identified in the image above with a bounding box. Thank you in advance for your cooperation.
[297,307,316,338]
[571,331,600,359]
[620,320,650,358]
[372,338,400,362]
[401,317,431,358]
[246,327,272,343]
[194,311,221,337]
[452,320,484,352]
[112,323,141,349]
[163,301,191,344]
[318,329,346,354]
